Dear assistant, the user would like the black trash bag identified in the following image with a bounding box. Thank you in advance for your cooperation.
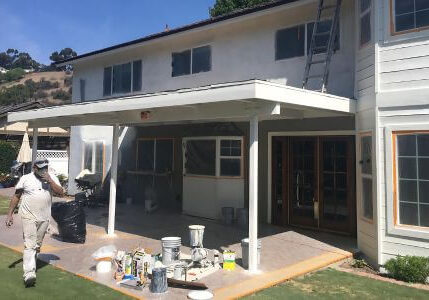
[51,200,86,243]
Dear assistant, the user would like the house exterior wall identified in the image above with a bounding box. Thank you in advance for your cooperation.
[71,0,356,104]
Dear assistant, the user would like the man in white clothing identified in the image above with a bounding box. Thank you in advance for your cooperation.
[5,159,63,287]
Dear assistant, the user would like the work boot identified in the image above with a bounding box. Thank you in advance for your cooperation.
[24,274,36,287]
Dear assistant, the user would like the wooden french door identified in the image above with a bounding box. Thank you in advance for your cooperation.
[272,136,356,235]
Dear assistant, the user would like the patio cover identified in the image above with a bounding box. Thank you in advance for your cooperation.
[7,79,355,272]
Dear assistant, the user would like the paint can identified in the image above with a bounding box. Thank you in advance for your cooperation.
[173,263,186,280]
[223,250,236,270]
[221,207,235,225]
[189,225,205,247]
[150,267,168,293]
[241,238,262,269]
[236,208,249,230]
[161,237,181,265]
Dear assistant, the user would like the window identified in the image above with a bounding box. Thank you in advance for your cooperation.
[103,60,142,96]
[79,79,86,102]
[307,20,340,54]
[360,135,373,220]
[395,133,429,227]
[275,25,305,60]
[393,0,429,33]
[136,138,174,173]
[172,46,211,77]
[275,20,340,60]
[360,0,371,46]
[184,137,243,177]
[83,141,104,175]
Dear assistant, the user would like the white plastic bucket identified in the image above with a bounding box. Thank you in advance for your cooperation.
[161,237,181,265]
[241,238,262,269]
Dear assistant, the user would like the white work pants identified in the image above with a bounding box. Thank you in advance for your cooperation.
[22,217,49,279]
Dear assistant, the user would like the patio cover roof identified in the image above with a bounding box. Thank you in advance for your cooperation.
[7,80,355,128]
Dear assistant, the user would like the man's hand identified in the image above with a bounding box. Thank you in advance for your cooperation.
[5,214,13,227]
[41,172,52,183]
[42,173,64,196]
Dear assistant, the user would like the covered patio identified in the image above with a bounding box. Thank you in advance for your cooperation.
[6,79,356,297]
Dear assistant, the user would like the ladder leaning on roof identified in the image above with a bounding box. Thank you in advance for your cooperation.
[302,0,342,93]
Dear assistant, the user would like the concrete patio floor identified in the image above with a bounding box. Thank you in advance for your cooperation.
[0,202,356,299]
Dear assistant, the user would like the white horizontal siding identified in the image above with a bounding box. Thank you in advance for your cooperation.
[356,45,375,99]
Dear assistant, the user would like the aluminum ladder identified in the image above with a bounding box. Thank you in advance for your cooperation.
[302,0,342,93]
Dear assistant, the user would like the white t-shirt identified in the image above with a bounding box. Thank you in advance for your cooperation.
[15,172,61,221]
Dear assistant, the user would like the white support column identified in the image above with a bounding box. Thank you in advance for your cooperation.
[31,128,38,165]
[108,124,120,236]
[248,115,259,272]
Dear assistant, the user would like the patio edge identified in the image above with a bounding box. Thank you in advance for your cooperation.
[213,250,352,300]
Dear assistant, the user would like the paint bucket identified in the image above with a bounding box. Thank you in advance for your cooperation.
[236,208,248,230]
[189,225,205,247]
[241,238,262,269]
[223,250,236,270]
[161,237,181,265]
[150,267,168,293]
[221,207,235,225]
[173,263,186,280]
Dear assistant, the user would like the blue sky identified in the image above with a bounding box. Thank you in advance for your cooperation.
[0,0,215,64]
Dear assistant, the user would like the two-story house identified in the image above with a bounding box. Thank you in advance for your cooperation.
[8,0,429,272]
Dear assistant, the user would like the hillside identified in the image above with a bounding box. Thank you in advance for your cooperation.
[0,71,72,107]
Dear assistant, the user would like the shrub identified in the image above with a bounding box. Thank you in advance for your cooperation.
[384,255,429,283]
[0,141,19,173]
[51,89,71,100]
[34,90,48,99]
[3,68,25,82]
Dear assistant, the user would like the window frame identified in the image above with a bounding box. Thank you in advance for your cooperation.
[135,137,175,175]
[171,45,212,78]
[275,19,341,62]
[103,59,142,97]
[385,125,429,240]
[359,0,372,47]
[390,0,429,36]
[358,131,374,223]
[82,140,105,177]
[183,136,244,179]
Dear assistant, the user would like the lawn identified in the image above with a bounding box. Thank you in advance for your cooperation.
[0,195,10,215]
[0,245,133,299]
[244,268,429,300]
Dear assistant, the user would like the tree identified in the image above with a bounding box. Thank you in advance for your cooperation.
[0,48,40,70]
[209,0,275,17]
[49,48,77,71]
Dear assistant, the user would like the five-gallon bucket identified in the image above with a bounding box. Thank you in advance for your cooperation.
[161,237,181,265]
[241,238,262,269]
[221,207,235,225]
[189,225,205,248]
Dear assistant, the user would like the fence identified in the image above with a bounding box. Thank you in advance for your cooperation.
[36,150,69,177]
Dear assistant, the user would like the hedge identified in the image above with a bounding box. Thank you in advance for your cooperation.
[0,141,19,173]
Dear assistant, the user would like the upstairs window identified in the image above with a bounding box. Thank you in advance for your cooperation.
[360,0,372,46]
[103,60,142,96]
[393,0,429,33]
[172,45,211,77]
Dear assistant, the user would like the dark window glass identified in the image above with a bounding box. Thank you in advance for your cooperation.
[399,180,417,202]
[416,0,429,11]
[361,0,371,13]
[361,136,372,174]
[185,140,216,176]
[137,140,154,171]
[396,13,415,32]
[420,204,429,227]
[397,135,416,156]
[360,12,371,46]
[220,140,241,156]
[112,63,131,94]
[398,158,417,179]
[362,177,373,219]
[220,159,241,176]
[275,25,305,60]
[416,9,429,28]
[172,50,191,77]
[95,142,104,175]
[418,134,429,156]
[83,143,93,171]
[399,202,419,226]
[192,46,211,74]
[419,181,429,203]
[155,139,173,173]
[419,158,429,180]
[132,60,142,92]
[103,67,112,96]
[395,0,415,15]
[307,20,340,54]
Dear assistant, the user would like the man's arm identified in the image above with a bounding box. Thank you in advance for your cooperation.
[5,190,22,227]
[42,173,64,196]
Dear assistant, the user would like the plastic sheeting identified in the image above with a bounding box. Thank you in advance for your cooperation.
[51,200,86,243]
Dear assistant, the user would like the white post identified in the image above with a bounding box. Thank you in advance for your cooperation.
[108,124,119,236]
[31,128,38,166]
[248,115,258,272]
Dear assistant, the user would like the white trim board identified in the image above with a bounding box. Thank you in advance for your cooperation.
[266,130,356,223]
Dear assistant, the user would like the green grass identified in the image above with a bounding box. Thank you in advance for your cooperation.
[0,195,9,215]
[0,245,132,299]
[244,268,429,300]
